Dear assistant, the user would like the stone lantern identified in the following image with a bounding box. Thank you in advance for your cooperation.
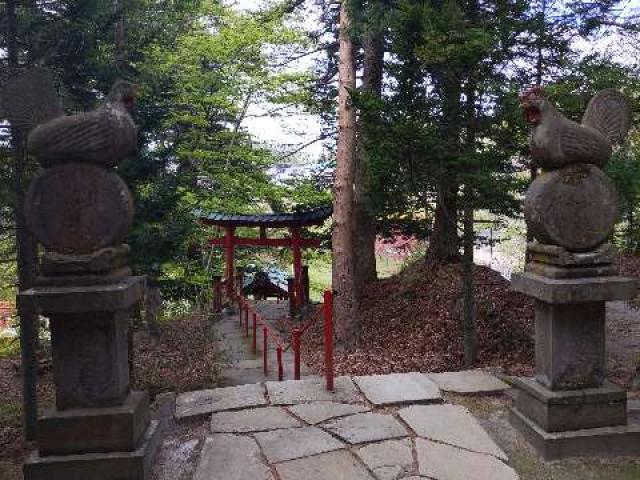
[10,71,161,479]
[511,87,640,459]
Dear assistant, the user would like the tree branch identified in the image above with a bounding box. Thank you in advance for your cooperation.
[277,129,336,161]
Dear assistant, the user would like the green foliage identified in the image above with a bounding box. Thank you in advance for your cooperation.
[0,335,20,359]
[352,0,639,251]
[359,0,529,240]
[608,134,640,252]
[1,0,324,302]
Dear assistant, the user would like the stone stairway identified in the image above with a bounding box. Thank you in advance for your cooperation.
[214,301,313,386]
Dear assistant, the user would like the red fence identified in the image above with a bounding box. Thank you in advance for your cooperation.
[213,278,335,391]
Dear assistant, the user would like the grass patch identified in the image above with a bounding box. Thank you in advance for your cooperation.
[306,254,406,302]
[0,336,19,359]
[0,401,21,429]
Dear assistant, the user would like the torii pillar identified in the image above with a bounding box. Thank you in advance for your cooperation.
[224,226,235,297]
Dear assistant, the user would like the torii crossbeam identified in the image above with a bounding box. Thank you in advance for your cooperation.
[200,207,332,305]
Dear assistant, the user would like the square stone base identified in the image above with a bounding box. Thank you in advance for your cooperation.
[511,272,637,304]
[512,377,627,432]
[24,420,161,480]
[510,407,640,461]
[38,391,150,455]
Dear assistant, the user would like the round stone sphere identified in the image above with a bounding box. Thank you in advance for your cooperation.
[524,163,618,252]
[26,163,134,254]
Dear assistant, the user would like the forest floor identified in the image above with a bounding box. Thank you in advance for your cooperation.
[0,310,225,480]
[302,257,640,390]
[303,260,536,378]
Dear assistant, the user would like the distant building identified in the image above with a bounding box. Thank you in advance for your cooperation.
[0,301,14,329]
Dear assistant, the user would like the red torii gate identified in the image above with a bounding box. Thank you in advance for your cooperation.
[200,207,332,306]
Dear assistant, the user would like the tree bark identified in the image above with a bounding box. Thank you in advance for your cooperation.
[462,77,477,367]
[332,1,359,350]
[462,190,476,367]
[353,6,384,288]
[427,76,462,266]
[7,0,39,441]
[428,183,460,265]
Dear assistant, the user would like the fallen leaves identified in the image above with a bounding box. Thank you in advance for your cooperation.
[132,311,226,397]
[301,261,535,377]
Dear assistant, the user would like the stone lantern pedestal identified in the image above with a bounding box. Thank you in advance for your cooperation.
[510,243,640,460]
[18,277,161,479]
[1,71,161,479]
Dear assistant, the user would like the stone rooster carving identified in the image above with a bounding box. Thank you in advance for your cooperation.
[1,68,138,167]
[519,86,631,169]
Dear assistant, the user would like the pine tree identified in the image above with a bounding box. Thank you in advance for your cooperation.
[332,0,359,348]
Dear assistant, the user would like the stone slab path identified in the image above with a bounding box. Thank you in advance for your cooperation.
[214,301,313,386]
[427,369,510,395]
[166,371,520,480]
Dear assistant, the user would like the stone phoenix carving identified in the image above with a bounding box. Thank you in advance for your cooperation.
[519,86,631,170]
[1,68,138,283]
[520,86,632,252]
[2,68,138,167]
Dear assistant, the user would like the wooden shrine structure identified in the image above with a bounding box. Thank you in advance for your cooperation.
[201,206,332,309]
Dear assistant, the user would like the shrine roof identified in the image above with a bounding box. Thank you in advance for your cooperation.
[199,206,332,228]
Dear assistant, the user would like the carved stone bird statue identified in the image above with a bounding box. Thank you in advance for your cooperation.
[1,68,138,167]
[519,86,632,170]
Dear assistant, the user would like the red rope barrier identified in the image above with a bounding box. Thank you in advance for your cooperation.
[292,328,301,380]
[277,345,284,381]
[263,325,268,374]
[230,289,333,386]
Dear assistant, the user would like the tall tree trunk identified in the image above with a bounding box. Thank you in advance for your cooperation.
[428,183,460,265]
[7,0,39,441]
[332,0,359,349]
[462,76,477,367]
[462,189,475,366]
[427,77,462,267]
[354,6,384,288]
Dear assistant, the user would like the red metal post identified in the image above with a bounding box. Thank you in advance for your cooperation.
[287,277,296,317]
[323,290,334,391]
[291,227,302,305]
[224,227,235,298]
[238,298,244,326]
[252,313,257,354]
[263,326,268,374]
[277,345,284,381]
[245,304,249,337]
[301,265,310,306]
[292,328,301,380]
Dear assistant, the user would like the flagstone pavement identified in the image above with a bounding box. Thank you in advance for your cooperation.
[153,370,518,480]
